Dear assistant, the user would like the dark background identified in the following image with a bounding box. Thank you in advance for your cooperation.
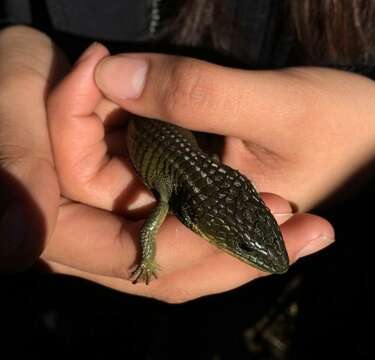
[2,181,373,359]
[1,1,374,359]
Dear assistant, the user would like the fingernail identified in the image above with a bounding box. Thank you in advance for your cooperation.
[273,212,293,224]
[0,203,27,258]
[74,42,101,65]
[95,55,148,99]
[297,234,335,258]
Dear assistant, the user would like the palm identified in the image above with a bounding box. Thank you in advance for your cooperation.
[46,192,317,302]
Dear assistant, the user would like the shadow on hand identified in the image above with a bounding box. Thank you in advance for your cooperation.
[0,168,46,272]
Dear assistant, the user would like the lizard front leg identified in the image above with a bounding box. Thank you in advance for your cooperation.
[130,200,169,284]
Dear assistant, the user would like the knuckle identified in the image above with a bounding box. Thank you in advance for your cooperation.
[0,25,53,60]
[160,58,212,121]
[0,25,46,40]
[0,26,63,84]
[0,149,53,178]
[0,145,34,169]
[0,72,44,101]
[280,68,325,122]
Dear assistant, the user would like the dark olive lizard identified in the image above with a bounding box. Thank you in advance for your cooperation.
[126,116,289,284]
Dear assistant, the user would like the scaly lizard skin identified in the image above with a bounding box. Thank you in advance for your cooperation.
[126,116,289,284]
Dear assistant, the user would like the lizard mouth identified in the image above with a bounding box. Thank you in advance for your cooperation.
[231,244,289,274]
[237,240,289,274]
[197,229,289,274]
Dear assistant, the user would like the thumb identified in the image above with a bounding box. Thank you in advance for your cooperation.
[0,26,64,271]
[94,53,307,139]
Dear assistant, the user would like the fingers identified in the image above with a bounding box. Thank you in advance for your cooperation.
[94,52,375,214]
[281,213,334,262]
[43,199,334,303]
[0,26,66,163]
[261,192,293,223]
[48,43,154,213]
[94,53,312,141]
[0,26,66,271]
[42,194,301,280]
[42,202,219,280]
[153,213,334,303]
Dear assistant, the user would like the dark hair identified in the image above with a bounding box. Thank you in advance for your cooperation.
[166,0,375,65]
[290,0,375,64]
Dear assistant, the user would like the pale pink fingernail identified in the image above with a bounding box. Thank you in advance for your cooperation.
[297,234,335,258]
[273,212,293,224]
[95,55,148,99]
[75,42,101,64]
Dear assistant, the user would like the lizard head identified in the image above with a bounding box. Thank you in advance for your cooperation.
[175,165,289,274]
[193,204,289,275]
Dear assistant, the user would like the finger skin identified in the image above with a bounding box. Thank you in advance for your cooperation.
[95,53,375,211]
[43,198,333,303]
[95,53,375,148]
[47,46,295,216]
[43,193,289,280]
[94,54,309,141]
[46,47,336,302]
[47,43,156,214]
[0,26,66,270]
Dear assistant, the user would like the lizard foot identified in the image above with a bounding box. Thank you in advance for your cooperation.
[130,261,160,285]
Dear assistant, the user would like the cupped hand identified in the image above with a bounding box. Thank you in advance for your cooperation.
[0,26,67,271]
[94,53,375,211]
[45,43,334,303]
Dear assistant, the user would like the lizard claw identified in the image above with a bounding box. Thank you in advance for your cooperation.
[130,261,160,285]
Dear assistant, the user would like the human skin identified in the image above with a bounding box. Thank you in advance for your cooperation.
[1,26,335,303]
[94,52,375,212]
[46,43,337,302]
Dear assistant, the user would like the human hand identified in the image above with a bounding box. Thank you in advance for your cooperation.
[0,26,68,271]
[94,53,375,211]
[45,44,334,303]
